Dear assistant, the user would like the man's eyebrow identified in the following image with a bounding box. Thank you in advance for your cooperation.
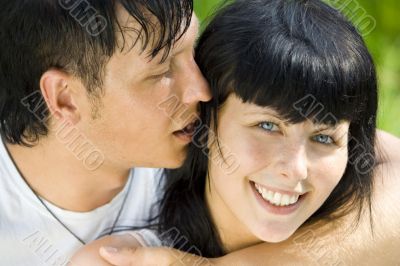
[146,48,173,65]
[151,59,172,70]
[174,16,200,54]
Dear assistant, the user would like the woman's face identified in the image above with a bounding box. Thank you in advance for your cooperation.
[207,94,350,244]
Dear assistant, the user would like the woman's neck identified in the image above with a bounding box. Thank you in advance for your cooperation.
[205,177,262,253]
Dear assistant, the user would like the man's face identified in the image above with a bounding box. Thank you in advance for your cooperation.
[76,11,211,170]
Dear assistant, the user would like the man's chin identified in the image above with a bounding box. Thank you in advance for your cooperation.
[163,157,187,170]
[129,145,189,169]
[163,149,189,169]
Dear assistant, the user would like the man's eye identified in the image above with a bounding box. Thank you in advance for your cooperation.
[152,69,171,80]
[313,134,334,145]
[258,121,279,132]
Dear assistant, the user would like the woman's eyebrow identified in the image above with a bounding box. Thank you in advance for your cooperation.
[244,110,290,124]
[244,110,281,118]
[313,123,342,132]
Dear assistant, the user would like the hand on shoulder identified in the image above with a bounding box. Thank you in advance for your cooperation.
[69,233,141,266]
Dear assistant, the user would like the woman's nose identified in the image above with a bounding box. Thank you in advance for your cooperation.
[275,143,309,183]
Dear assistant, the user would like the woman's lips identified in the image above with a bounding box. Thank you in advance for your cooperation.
[250,181,307,215]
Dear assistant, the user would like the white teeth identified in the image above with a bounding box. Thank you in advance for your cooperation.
[281,194,290,206]
[254,183,300,206]
[289,195,299,204]
[267,190,274,201]
[273,192,282,204]
[261,190,267,199]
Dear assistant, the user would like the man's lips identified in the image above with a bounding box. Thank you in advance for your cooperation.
[172,119,199,142]
[173,117,200,134]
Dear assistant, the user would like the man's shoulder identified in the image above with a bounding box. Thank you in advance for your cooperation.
[133,167,165,185]
[134,167,164,177]
[127,167,165,197]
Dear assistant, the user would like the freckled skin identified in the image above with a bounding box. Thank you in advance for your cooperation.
[206,94,349,250]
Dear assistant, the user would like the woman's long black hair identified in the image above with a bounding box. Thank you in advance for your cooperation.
[157,0,378,257]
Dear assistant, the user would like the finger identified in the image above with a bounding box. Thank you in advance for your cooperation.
[99,246,137,266]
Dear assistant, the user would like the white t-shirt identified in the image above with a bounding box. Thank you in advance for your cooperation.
[0,138,164,266]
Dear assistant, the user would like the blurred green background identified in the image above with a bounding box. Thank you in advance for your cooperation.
[194,0,400,137]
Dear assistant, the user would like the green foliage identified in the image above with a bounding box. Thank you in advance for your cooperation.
[194,0,400,136]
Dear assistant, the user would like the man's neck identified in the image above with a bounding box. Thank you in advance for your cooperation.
[5,137,131,212]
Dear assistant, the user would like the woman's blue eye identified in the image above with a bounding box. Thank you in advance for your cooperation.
[313,134,334,145]
[258,121,279,132]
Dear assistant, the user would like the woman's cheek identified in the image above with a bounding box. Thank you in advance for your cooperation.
[231,136,273,173]
[314,155,348,194]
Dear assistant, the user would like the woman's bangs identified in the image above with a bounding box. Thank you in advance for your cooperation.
[231,38,368,126]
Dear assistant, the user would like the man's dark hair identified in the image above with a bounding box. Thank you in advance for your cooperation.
[0,0,193,145]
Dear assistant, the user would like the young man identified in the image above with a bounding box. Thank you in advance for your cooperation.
[0,1,210,265]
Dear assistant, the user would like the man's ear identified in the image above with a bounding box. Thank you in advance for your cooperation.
[39,70,81,125]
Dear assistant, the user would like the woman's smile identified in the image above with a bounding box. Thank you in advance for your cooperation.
[250,181,307,215]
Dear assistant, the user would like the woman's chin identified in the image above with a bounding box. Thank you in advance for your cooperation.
[260,234,290,243]
[255,225,298,243]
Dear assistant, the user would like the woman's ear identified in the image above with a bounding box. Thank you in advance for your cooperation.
[39,70,81,125]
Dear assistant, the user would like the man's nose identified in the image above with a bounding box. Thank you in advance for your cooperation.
[179,57,212,105]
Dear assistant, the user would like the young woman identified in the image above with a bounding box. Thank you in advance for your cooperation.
[156,0,377,256]
[71,0,400,264]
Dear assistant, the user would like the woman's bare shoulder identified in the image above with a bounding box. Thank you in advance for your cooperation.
[354,160,400,264]
[374,130,400,210]
[347,130,400,264]
[374,130,400,215]
[376,130,400,165]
